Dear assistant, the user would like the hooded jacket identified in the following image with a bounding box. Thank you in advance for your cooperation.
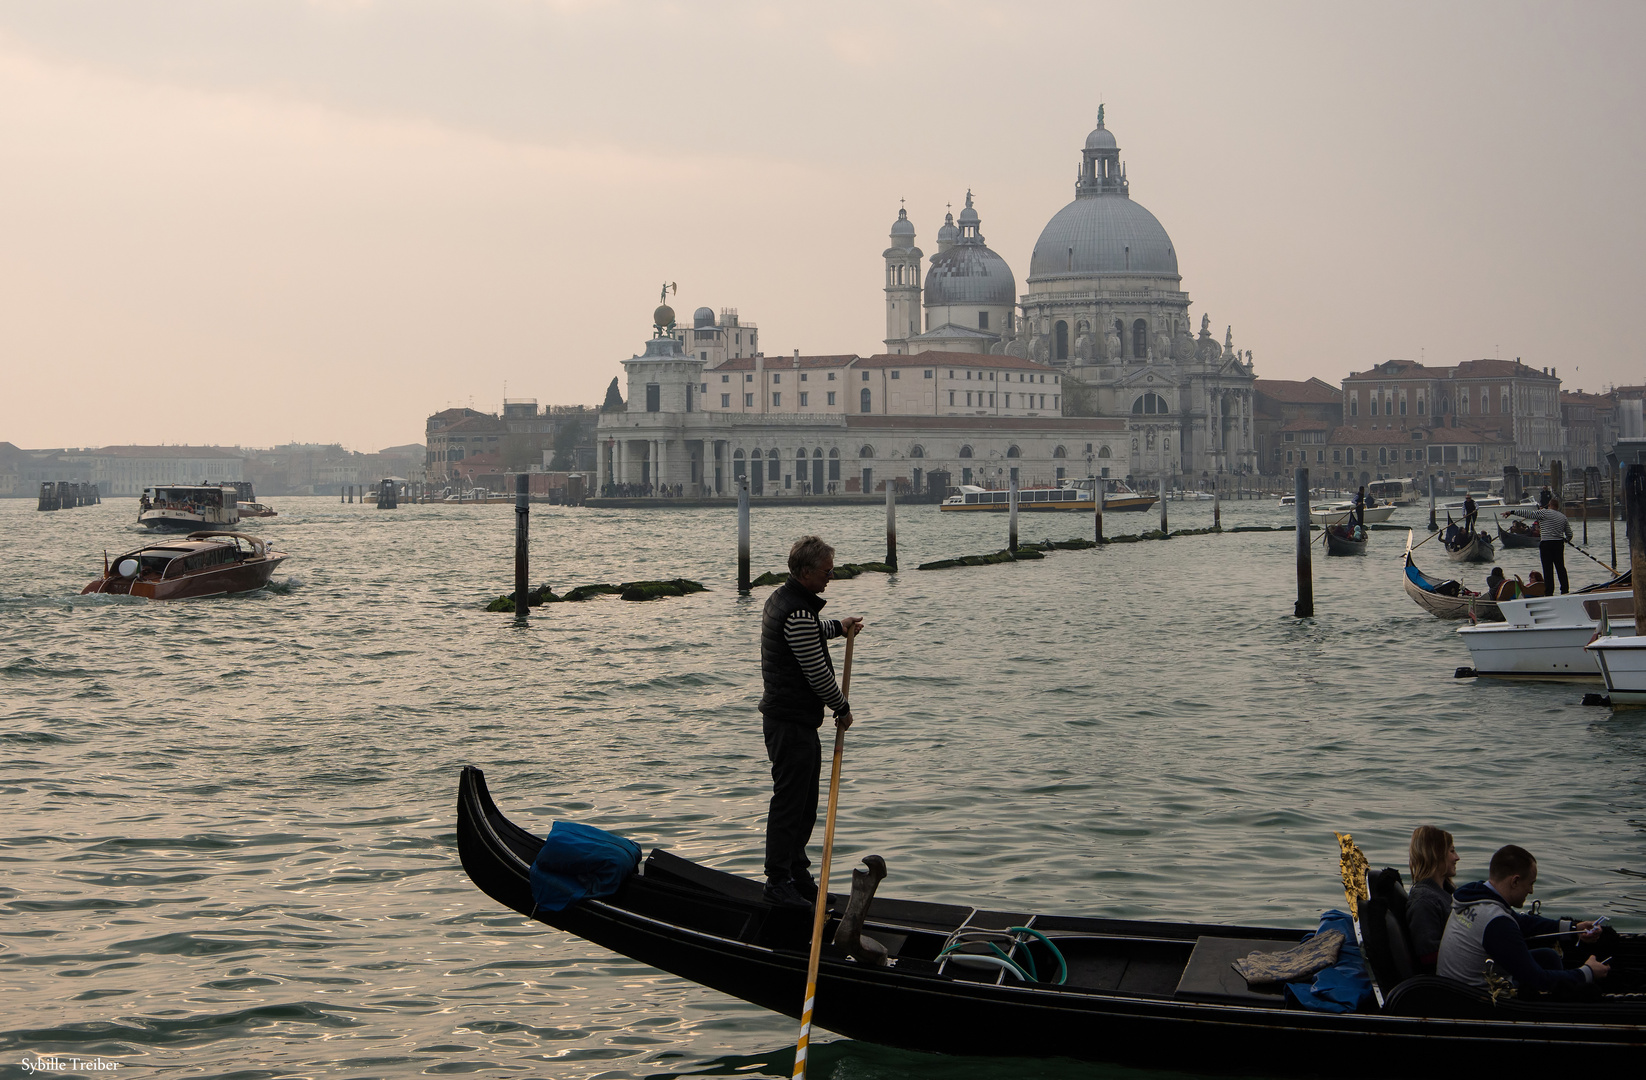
[1435,880,1591,993]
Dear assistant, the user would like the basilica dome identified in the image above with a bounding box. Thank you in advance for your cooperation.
[1028,197,1178,279]
[923,191,1016,307]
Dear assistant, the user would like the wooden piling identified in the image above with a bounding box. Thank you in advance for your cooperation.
[1159,481,1168,535]
[1008,476,1019,552]
[1213,479,1221,530]
[1582,468,1590,545]
[737,477,751,595]
[1093,475,1104,543]
[514,473,530,617]
[1610,465,1618,568]
[885,482,897,571]
[1628,464,1646,637]
[1295,468,1313,618]
[1428,474,1437,532]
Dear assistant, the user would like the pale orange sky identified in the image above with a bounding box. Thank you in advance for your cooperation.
[1,1,1641,453]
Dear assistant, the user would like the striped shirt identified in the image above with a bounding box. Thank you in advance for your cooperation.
[1507,506,1572,543]
[785,610,848,713]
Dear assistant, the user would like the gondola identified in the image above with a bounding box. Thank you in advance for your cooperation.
[1444,530,1494,563]
[1324,523,1367,556]
[1497,521,1542,549]
[1401,536,1502,620]
[456,767,1643,1073]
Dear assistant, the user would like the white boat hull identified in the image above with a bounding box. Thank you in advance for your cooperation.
[1457,591,1636,681]
[1588,635,1646,704]
[1309,503,1397,526]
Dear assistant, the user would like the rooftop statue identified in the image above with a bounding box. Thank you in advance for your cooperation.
[1097,103,1105,125]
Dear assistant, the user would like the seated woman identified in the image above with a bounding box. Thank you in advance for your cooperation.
[1407,825,1459,975]
[1521,571,1548,598]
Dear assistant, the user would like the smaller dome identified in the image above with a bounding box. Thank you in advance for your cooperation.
[935,212,959,251]
[1085,125,1117,151]
[692,306,715,328]
[957,191,979,227]
[654,304,676,328]
[889,207,915,244]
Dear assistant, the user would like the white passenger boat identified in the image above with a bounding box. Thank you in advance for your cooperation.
[1368,479,1419,506]
[940,478,1156,513]
[1308,501,1397,526]
[1441,495,1505,512]
[138,484,241,531]
[1587,628,1646,704]
[1457,587,1636,681]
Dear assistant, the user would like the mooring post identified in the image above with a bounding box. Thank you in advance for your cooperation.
[1428,474,1437,533]
[1610,465,1618,568]
[514,473,530,617]
[1093,475,1104,543]
[737,477,751,595]
[1582,468,1590,545]
[1159,480,1168,535]
[885,482,897,570]
[1628,464,1646,638]
[1295,468,1314,618]
[1008,475,1019,552]
[1213,478,1221,530]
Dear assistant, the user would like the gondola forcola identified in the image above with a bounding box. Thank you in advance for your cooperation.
[454,767,1646,1074]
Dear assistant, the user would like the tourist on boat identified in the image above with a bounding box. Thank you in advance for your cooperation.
[1407,826,1459,974]
[1462,494,1478,535]
[1436,845,1607,993]
[1505,499,1572,595]
[1484,567,1506,602]
[758,535,864,910]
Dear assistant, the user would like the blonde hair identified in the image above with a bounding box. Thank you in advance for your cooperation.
[1409,825,1455,889]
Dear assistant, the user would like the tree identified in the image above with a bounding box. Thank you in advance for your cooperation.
[601,377,625,412]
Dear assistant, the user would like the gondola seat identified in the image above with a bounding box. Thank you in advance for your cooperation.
[1358,867,1418,993]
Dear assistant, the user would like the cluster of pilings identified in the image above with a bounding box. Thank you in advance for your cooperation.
[37,482,100,511]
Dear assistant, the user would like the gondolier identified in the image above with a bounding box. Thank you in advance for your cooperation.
[759,535,864,909]
[1505,499,1573,594]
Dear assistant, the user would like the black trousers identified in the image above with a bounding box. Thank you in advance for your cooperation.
[762,717,821,883]
[1539,539,1570,594]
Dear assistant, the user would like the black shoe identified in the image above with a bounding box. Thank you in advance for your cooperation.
[791,872,818,903]
[762,878,813,910]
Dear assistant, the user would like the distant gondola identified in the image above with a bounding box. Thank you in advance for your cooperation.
[1497,521,1542,548]
[1324,523,1367,556]
[455,767,1643,1074]
[1444,526,1495,563]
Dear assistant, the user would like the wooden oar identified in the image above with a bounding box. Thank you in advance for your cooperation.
[792,624,856,1080]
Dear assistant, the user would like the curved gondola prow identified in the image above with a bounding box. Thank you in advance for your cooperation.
[457,766,542,919]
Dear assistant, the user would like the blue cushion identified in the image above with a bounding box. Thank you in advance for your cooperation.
[528,821,642,913]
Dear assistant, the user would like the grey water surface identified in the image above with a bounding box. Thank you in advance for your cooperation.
[2,496,1642,1080]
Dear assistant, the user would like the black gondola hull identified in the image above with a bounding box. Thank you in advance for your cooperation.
[456,767,1644,1072]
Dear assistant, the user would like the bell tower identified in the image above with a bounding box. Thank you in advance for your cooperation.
[883,205,922,355]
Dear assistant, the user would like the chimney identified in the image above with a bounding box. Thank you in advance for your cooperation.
[793,349,800,361]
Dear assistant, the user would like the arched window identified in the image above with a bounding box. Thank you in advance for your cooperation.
[959,445,973,459]
[1114,319,1124,340]
[733,448,746,479]
[1006,445,1021,458]
[1400,397,1408,416]
[1132,319,1148,359]
[910,445,924,458]
[814,447,823,458]
[1098,445,1111,458]
[1417,396,1426,415]
[1370,397,1379,416]
[1131,392,1168,415]
[860,387,872,413]
[828,447,840,481]
[1350,396,1358,417]
[1052,445,1067,458]
[859,445,875,458]
[1379,447,1388,465]
[1055,321,1069,361]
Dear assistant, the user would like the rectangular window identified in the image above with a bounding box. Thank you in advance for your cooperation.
[745,393,754,407]
[772,393,781,407]
[827,372,835,381]
[949,391,955,405]
[989,393,995,406]
[827,391,836,405]
[770,457,780,481]
[1004,394,1010,408]
[966,393,973,406]
[646,384,661,412]
[700,383,707,394]
[978,311,989,329]
[772,373,780,384]
[721,394,730,408]
[1317,450,1325,463]
[1053,395,1059,408]
[924,370,932,379]
[891,370,900,379]
[1360,449,1368,463]
[967,371,972,380]
[746,373,753,382]
[799,392,808,406]
[800,372,808,381]
[862,371,870,381]
[989,372,995,381]
[1039,395,1045,408]
[721,374,729,383]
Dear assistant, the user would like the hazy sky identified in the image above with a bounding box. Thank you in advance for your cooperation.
[2,1,1641,453]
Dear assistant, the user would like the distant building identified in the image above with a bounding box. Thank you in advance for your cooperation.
[1253,378,1343,474]
[425,401,568,481]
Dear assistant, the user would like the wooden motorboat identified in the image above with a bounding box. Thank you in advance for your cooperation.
[236,501,278,518]
[82,531,287,600]
[456,767,1644,1073]
[1324,523,1367,556]
[138,484,240,531]
[1401,538,1501,621]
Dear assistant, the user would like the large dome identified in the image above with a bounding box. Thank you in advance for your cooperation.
[1028,196,1178,280]
[924,243,1016,306]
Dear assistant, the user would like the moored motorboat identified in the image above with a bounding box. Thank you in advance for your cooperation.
[1587,631,1646,704]
[1401,536,1501,621]
[82,531,288,600]
[1460,585,1636,682]
[1309,501,1396,526]
[138,484,240,530]
[940,478,1156,513]
[1324,523,1367,556]
[455,767,1646,1073]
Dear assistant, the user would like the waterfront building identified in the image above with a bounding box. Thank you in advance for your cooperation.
[1252,379,1344,475]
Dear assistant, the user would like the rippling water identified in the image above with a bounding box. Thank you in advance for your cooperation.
[2,495,1643,1079]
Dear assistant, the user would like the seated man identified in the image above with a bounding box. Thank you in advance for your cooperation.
[1436,845,1607,994]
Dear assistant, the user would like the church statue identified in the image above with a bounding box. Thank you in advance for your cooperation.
[1104,324,1122,360]
[1074,322,1094,361]
[660,281,676,304]
[1200,313,1210,335]
[1225,325,1234,352]
[1097,103,1105,126]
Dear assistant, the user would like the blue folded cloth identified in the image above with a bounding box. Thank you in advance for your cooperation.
[1283,910,1376,1014]
[528,821,643,913]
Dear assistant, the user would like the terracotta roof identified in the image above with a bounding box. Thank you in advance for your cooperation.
[1254,378,1342,404]
[1343,359,1451,381]
[1561,391,1610,406]
[859,351,1057,371]
[1453,358,1556,380]
[710,354,858,372]
[1279,419,1330,432]
[437,415,508,434]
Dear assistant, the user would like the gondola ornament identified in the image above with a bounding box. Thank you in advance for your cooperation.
[1335,832,1385,1008]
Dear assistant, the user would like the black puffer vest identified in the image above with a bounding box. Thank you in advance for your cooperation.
[759,580,832,727]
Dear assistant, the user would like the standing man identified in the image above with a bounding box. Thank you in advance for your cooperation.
[1462,493,1478,536]
[759,536,864,909]
[1354,486,1368,531]
[1505,498,1573,594]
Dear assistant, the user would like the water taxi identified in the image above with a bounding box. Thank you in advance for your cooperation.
[138,484,241,530]
[1308,500,1397,526]
[83,532,287,600]
[1367,479,1419,506]
[939,478,1157,513]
